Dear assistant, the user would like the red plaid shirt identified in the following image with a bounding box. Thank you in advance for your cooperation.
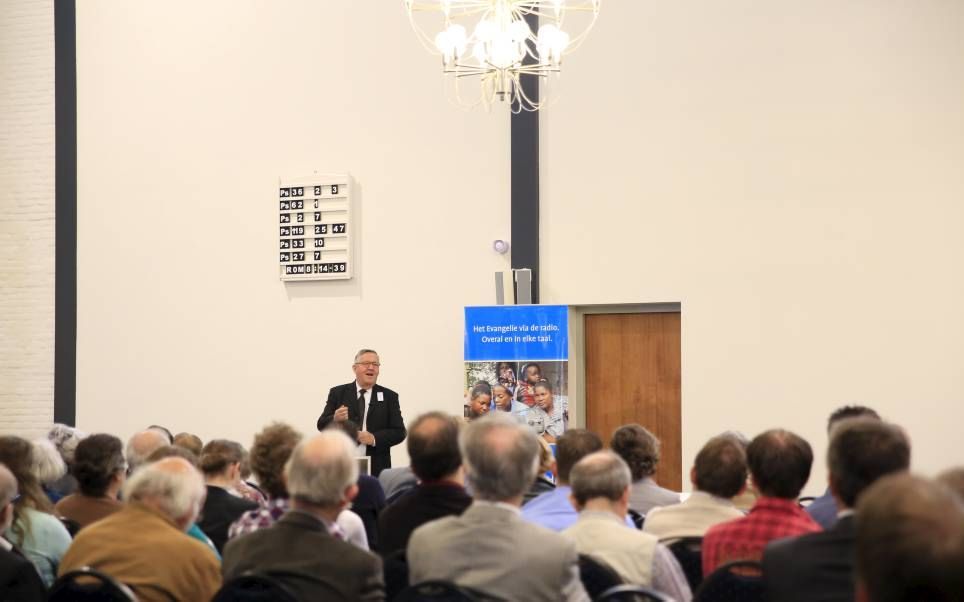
[702,496,820,575]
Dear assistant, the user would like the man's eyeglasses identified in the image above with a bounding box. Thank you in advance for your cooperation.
[355,361,380,368]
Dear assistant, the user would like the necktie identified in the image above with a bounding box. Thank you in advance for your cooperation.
[357,389,367,426]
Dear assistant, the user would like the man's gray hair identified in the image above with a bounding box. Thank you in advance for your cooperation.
[285,431,359,507]
[354,348,379,363]
[31,439,67,485]
[122,457,206,524]
[126,429,169,473]
[570,450,632,506]
[460,413,540,502]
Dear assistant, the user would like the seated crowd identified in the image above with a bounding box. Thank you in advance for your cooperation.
[0,405,962,601]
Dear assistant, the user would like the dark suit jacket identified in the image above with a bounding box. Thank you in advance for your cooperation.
[0,546,45,602]
[223,510,384,602]
[317,382,407,476]
[375,481,472,556]
[763,514,856,602]
[354,475,386,550]
[198,486,258,553]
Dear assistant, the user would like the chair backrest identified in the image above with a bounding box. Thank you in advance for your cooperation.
[58,516,81,537]
[211,572,298,602]
[796,496,816,508]
[578,554,624,600]
[393,580,487,602]
[665,536,704,591]
[47,567,137,602]
[597,584,674,602]
[694,560,764,602]
[383,549,410,601]
[627,509,646,530]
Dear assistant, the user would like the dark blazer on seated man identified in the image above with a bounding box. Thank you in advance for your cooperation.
[223,510,384,602]
[763,514,855,602]
[317,382,406,477]
[0,546,46,602]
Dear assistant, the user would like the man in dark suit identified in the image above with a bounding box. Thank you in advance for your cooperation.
[223,431,384,601]
[0,463,45,601]
[317,349,406,477]
[376,412,472,556]
[763,418,911,602]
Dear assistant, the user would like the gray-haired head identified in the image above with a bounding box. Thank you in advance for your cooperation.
[31,439,67,485]
[285,431,358,508]
[47,424,86,465]
[353,348,379,364]
[570,450,632,507]
[122,457,206,530]
[126,429,170,474]
[460,413,540,503]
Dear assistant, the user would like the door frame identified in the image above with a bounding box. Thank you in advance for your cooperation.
[567,302,682,429]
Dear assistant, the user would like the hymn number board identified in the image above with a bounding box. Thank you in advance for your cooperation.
[278,175,352,281]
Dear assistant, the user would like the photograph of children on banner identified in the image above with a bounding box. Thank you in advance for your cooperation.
[463,361,569,442]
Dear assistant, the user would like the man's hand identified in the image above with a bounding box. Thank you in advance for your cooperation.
[334,405,349,422]
[358,431,375,446]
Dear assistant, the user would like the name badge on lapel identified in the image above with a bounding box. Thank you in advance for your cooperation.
[377,392,384,402]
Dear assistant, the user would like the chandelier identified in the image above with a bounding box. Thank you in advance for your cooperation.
[404,0,601,112]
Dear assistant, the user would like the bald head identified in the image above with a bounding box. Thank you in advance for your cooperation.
[285,431,358,508]
[126,429,170,473]
[122,457,206,530]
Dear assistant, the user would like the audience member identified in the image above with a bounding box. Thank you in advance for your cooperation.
[722,430,758,511]
[564,451,692,601]
[233,445,266,505]
[197,439,258,552]
[0,463,46,601]
[611,424,681,516]
[59,457,221,601]
[378,466,417,503]
[807,405,881,529]
[376,412,471,556]
[223,431,385,601]
[702,429,819,574]
[125,429,169,475]
[172,432,203,456]
[764,419,911,602]
[522,428,633,532]
[45,424,84,499]
[54,434,126,529]
[644,434,747,540]
[855,473,964,602]
[408,413,589,601]
[937,466,964,500]
[523,436,557,505]
[228,422,370,550]
[0,436,72,587]
[326,420,387,548]
[30,439,67,504]
[144,445,219,556]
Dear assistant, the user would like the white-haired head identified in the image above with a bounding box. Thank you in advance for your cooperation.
[122,457,205,530]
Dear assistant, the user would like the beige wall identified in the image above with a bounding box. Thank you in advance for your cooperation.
[51,1,964,489]
[74,2,510,463]
[0,1,55,439]
[542,1,964,491]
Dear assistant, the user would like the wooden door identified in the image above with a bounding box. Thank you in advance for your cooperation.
[585,312,682,491]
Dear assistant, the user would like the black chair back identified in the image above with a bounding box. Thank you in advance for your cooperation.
[58,517,81,537]
[578,554,623,600]
[694,560,763,602]
[627,509,646,530]
[393,580,487,601]
[665,536,704,590]
[47,567,136,602]
[211,572,298,602]
[597,584,674,602]
[383,549,410,601]
[796,496,816,508]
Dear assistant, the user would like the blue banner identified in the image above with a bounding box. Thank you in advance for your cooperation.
[464,305,568,361]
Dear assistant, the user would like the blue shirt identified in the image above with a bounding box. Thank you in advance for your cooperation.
[521,486,636,532]
[806,488,839,530]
